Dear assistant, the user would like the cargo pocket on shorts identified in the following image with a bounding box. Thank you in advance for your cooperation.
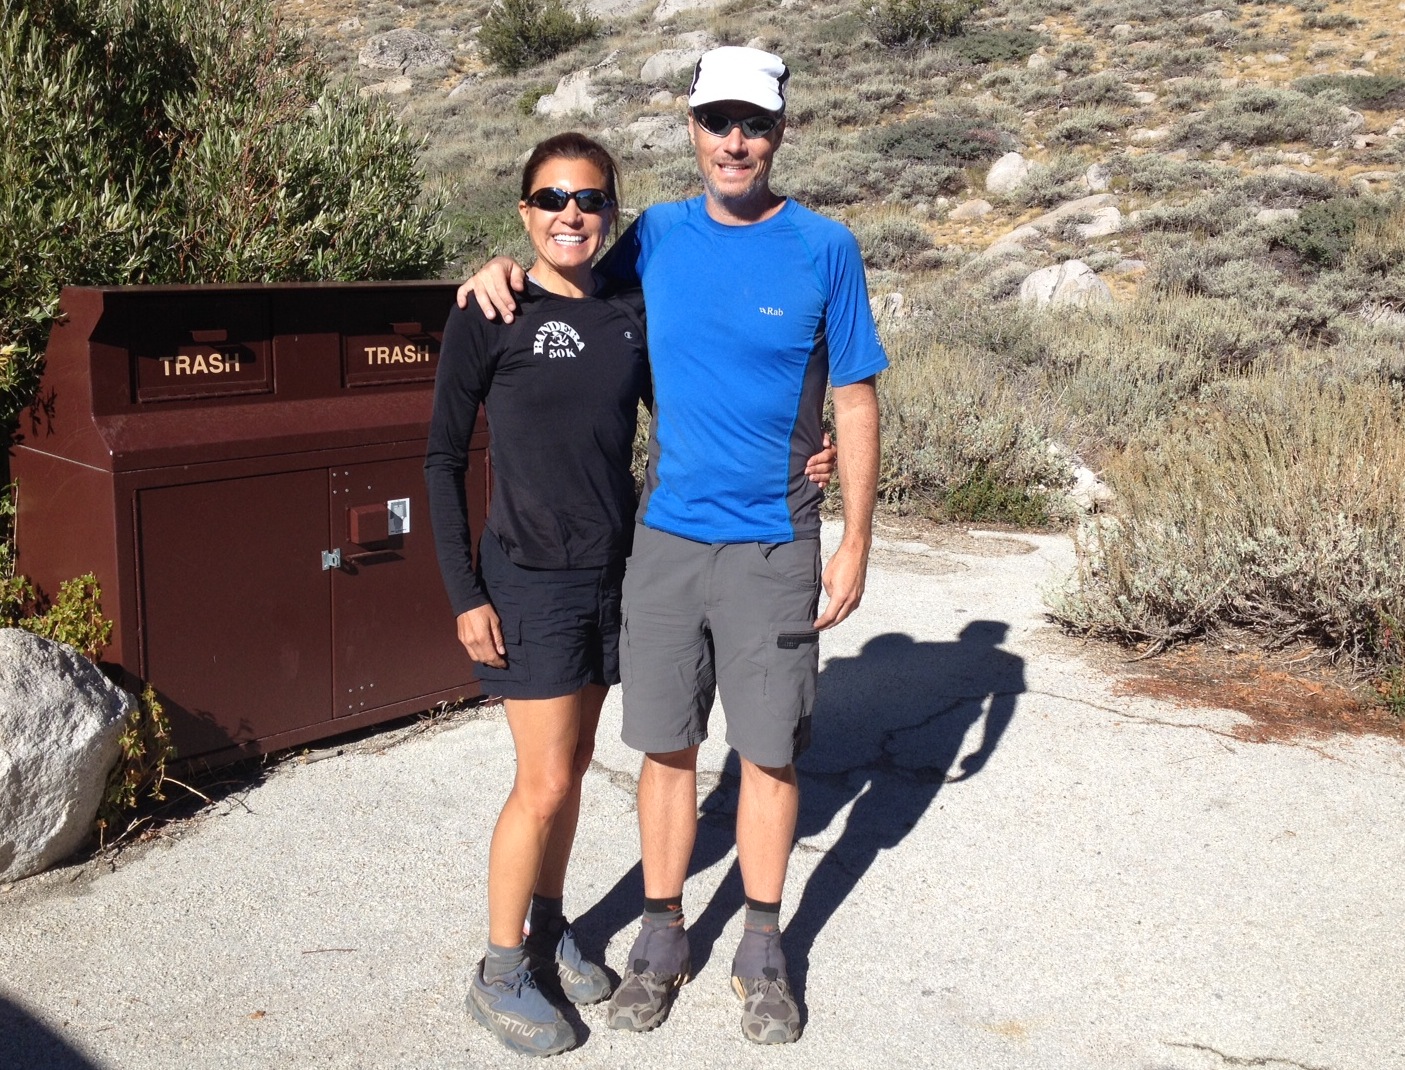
[754,541,821,592]
[762,623,819,761]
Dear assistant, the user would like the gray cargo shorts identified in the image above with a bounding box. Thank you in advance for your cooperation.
[619,524,821,768]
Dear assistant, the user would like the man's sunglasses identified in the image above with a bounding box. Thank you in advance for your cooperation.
[524,187,614,213]
[692,110,781,139]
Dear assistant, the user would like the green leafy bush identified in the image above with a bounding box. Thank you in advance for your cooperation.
[1274,196,1393,267]
[947,28,1046,65]
[478,0,598,73]
[0,0,449,429]
[867,0,979,47]
[872,115,1011,166]
[1293,72,1405,110]
[1172,86,1352,149]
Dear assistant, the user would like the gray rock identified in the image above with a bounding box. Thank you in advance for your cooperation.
[1028,52,1051,69]
[1389,119,1405,139]
[1130,127,1170,144]
[0,630,133,882]
[1073,206,1123,240]
[1019,260,1113,307]
[1111,23,1133,36]
[641,46,706,84]
[358,29,453,72]
[1197,9,1230,24]
[536,72,599,117]
[986,152,1031,196]
[1068,464,1116,512]
[626,115,690,152]
[1132,90,1158,104]
[654,0,729,19]
[1263,53,1290,65]
[338,17,361,32]
[649,89,677,106]
[1084,163,1112,192]
[1255,207,1300,225]
[582,0,654,14]
[1026,193,1119,233]
[1110,259,1146,274]
[950,198,994,220]
[360,76,414,98]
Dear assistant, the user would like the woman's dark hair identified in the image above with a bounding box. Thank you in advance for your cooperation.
[519,131,622,209]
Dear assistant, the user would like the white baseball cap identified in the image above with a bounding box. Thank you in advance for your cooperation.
[687,46,789,114]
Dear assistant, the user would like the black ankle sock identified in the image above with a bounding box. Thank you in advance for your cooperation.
[642,895,683,923]
[529,894,564,934]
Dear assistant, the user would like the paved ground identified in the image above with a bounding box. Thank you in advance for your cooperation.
[3,522,1403,1070]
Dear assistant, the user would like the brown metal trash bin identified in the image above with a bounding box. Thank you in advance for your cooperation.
[11,282,488,765]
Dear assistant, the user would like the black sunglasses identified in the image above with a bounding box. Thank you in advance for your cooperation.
[524,187,614,213]
[692,110,781,139]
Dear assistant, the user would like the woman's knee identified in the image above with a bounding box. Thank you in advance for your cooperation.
[515,765,574,818]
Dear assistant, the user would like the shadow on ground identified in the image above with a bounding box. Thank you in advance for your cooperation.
[0,994,106,1070]
[574,622,1026,1016]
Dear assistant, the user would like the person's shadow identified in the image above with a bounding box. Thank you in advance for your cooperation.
[574,622,1025,1008]
[0,993,107,1069]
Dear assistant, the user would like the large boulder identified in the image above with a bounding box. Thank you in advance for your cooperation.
[0,630,133,882]
[1019,261,1113,307]
[625,115,690,152]
[985,152,1030,196]
[358,29,453,72]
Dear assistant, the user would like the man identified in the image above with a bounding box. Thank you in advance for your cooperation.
[459,46,887,1045]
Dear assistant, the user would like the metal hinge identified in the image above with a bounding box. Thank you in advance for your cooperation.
[321,548,342,570]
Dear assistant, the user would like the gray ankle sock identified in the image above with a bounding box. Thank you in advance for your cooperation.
[483,940,526,981]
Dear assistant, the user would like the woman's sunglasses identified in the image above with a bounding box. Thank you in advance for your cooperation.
[691,110,780,139]
[524,187,614,213]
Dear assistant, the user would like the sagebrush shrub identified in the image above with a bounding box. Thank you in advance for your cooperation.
[947,28,1046,65]
[1274,196,1393,267]
[1049,376,1405,671]
[867,0,978,46]
[1293,72,1405,110]
[873,115,1011,166]
[478,0,598,73]
[1172,86,1352,149]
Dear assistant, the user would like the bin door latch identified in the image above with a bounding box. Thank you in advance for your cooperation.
[321,548,342,571]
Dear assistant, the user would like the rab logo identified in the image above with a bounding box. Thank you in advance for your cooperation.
[534,320,586,360]
[759,306,784,317]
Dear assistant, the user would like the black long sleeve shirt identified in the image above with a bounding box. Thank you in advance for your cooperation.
[424,280,649,616]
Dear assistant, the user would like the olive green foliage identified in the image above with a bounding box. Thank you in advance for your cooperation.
[1172,86,1350,149]
[1294,72,1405,109]
[478,0,598,74]
[98,684,175,841]
[946,28,1046,65]
[1050,377,1405,667]
[16,574,113,662]
[867,0,979,46]
[1274,196,1393,267]
[873,116,1011,167]
[0,0,449,428]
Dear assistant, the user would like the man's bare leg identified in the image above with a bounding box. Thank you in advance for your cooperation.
[735,758,798,902]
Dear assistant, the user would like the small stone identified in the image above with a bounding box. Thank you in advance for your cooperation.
[949,198,994,220]
[1084,163,1112,192]
[1255,208,1301,225]
[1111,23,1133,37]
[360,76,413,97]
[1028,52,1051,70]
[1130,127,1170,144]
[1263,53,1290,65]
[1132,91,1158,104]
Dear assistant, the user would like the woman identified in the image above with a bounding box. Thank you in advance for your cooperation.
[425,133,832,1057]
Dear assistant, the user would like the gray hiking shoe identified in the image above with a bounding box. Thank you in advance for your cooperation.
[467,959,577,1057]
[604,921,691,1032]
[731,929,801,1044]
[731,968,801,1044]
[524,916,612,1005]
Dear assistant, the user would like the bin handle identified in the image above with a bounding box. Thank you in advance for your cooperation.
[189,328,228,343]
[390,321,423,335]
